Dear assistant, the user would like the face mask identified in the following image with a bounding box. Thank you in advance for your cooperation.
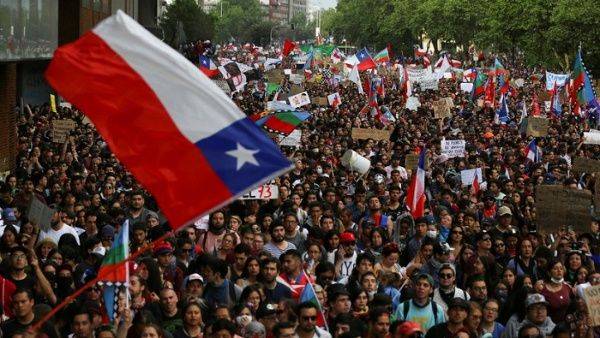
[427,230,438,238]
[56,276,73,287]
[316,167,323,175]
[236,314,252,327]
[551,277,564,284]
[496,289,508,299]
[367,290,377,300]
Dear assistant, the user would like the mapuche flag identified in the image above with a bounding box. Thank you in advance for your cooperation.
[45,11,292,231]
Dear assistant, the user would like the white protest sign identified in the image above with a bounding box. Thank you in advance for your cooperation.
[443,72,453,79]
[407,67,432,83]
[406,96,421,111]
[461,168,483,186]
[279,129,302,147]
[288,91,311,108]
[420,77,439,90]
[284,69,292,75]
[441,140,466,158]
[583,131,600,145]
[460,83,473,93]
[545,71,570,91]
[515,78,525,87]
[240,184,279,200]
[544,101,551,111]
[289,73,305,84]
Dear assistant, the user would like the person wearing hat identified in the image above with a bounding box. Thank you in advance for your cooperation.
[181,273,204,302]
[420,242,452,287]
[394,321,423,338]
[256,302,279,336]
[334,232,358,282]
[394,273,446,332]
[425,297,474,338]
[503,294,556,338]
[154,242,184,291]
[433,263,470,313]
[489,206,518,240]
[244,320,266,338]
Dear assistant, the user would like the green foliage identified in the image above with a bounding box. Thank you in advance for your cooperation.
[212,0,276,44]
[329,0,600,73]
[160,0,214,46]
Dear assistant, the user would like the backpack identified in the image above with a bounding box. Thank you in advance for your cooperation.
[402,299,440,325]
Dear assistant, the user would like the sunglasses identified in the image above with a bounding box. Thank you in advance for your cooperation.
[301,316,317,321]
[452,231,463,234]
[440,273,454,279]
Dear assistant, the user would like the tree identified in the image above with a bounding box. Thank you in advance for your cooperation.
[212,0,267,44]
[160,0,214,46]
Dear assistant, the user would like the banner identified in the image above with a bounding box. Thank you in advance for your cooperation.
[288,92,311,108]
[420,78,439,90]
[441,140,466,158]
[407,67,432,83]
[545,71,569,91]
[351,128,391,141]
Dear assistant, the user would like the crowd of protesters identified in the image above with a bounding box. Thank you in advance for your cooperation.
[0,42,599,338]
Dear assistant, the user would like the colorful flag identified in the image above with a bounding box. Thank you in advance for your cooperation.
[572,49,600,112]
[262,111,311,136]
[373,47,390,64]
[101,220,130,322]
[532,92,541,116]
[550,83,562,117]
[484,76,496,107]
[45,11,291,228]
[406,148,426,218]
[496,94,509,124]
[471,71,487,100]
[450,59,462,68]
[282,39,296,57]
[525,139,540,163]
[463,68,476,81]
[356,48,377,71]
[266,83,280,96]
[414,47,427,57]
[470,174,480,197]
[199,55,220,78]
[299,278,328,329]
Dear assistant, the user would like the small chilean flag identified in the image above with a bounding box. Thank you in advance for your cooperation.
[199,55,219,78]
[45,11,292,229]
[406,148,427,218]
[525,139,540,163]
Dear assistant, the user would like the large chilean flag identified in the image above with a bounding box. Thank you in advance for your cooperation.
[406,148,426,218]
[45,11,292,229]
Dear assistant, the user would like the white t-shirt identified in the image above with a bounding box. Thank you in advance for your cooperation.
[336,251,357,282]
[39,223,81,245]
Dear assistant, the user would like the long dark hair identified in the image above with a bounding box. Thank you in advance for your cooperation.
[138,257,163,294]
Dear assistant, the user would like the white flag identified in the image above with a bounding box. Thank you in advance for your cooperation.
[348,65,364,94]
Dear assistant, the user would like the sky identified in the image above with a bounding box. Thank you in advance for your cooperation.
[311,0,337,10]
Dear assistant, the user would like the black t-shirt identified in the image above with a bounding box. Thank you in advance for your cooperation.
[8,273,36,291]
[1,317,59,338]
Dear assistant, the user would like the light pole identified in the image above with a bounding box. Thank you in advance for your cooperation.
[270,24,279,47]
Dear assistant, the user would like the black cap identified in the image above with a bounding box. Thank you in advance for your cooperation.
[433,242,450,256]
[256,303,277,319]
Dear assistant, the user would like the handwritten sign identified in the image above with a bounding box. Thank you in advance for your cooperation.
[351,128,391,141]
[441,140,466,158]
[278,129,302,147]
[27,198,55,232]
[312,97,328,106]
[536,185,592,233]
[461,168,483,186]
[526,117,550,137]
[583,284,600,326]
[241,184,279,200]
[572,157,600,174]
[52,119,76,143]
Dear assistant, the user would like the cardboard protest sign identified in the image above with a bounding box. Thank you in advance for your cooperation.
[52,119,76,143]
[290,84,304,95]
[241,184,279,200]
[583,283,600,326]
[526,117,550,137]
[583,130,600,145]
[351,128,391,141]
[278,129,302,147]
[572,157,600,174]
[441,140,466,158]
[265,69,284,83]
[536,185,592,233]
[27,198,55,232]
[433,99,451,119]
[312,97,328,106]
[405,153,430,170]
[288,91,311,108]
[460,168,483,186]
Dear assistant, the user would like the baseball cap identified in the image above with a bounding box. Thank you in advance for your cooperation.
[433,242,451,256]
[396,321,423,335]
[186,273,204,287]
[413,272,434,286]
[101,225,115,239]
[498,206,513,216]
[447,297,470,311]
[339,232,356,244]
[525,293,549,308]
[256,303,277,319]
[153,242,173,256]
